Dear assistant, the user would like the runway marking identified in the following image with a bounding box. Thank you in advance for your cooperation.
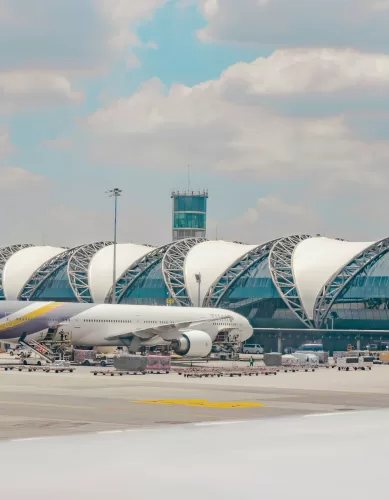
[132,399,265,409]
[11,437,46,442]
[304,411,359,418]
[97,430,124,435]
[0,400,126,412]
[194,420,247,427]
[0,399,221,421]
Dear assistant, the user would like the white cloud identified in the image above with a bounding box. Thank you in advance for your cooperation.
[46,203,169,247]
[83,70,389,186]
[0,0,166,72]
[0,71,83,114]
[218,49,389,96]
[0,0,165,112]
[225,196,322,242]
[0,129,12,159]
[176,0,197,6]
[77,58,389,242]
[372,0,389,10]
[99,0,168,56]
[0,0,108,71]
[0,172,169,247]
[100,0,168,25]
[197,0,389,50]
[125,53,142,69]
[0,167,48,190]
[147,41,159,50]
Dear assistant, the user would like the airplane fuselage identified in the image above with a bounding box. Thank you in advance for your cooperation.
[0,301,253,347]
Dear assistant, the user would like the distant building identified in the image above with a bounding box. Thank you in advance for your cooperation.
[171,189,208,241]
[0,234,389,351]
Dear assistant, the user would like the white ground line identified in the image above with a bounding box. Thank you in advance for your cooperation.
[97,430,124,435]
[194,420,247,427]
[12,437,46,442]
[304,411,360,418]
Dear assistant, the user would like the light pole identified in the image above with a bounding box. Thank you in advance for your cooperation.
[106,188,122,304]
[195,272,201,307]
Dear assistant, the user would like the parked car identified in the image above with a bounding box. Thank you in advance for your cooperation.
[296,343,324,353]
[242,344,264,354]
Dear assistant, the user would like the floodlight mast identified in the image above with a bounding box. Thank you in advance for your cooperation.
[106,188,122,304]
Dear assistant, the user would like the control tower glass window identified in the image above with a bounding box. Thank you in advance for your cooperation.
[173,213,206,229]
[174,196,207,212]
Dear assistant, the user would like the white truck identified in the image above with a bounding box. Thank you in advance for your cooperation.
[337,356,374,371]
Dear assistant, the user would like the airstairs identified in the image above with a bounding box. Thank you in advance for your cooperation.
[43,327,58,343]
[19,333,56,364]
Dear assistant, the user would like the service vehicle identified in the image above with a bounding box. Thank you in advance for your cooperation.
[337,356,374,371]
[242,343,264,354]
[295,343,328,363]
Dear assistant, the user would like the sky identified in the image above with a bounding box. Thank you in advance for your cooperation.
[2,0,389,247]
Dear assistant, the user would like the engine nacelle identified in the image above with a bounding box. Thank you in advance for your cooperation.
[171,330,212,358]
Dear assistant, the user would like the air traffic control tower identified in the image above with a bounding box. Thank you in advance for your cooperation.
[171,189,208,241]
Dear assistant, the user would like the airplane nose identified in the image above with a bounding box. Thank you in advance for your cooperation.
[239,316,253,342]
[244,319,254,341]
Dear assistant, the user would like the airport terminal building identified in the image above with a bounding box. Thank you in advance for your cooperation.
[1,235,389,351]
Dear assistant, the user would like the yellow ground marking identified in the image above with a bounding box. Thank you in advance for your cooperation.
[132,399,266,409]
[0,400,222,420]
[0,302,64,331]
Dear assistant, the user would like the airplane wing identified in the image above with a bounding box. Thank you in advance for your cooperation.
[105,314,233,342]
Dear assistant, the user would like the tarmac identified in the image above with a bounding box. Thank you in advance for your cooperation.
[1,358,389,440]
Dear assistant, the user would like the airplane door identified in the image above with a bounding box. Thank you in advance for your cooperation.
[57,321,73,343]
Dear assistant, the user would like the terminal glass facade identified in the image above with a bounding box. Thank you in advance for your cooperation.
[327,251,389,330]
[218,257,302,329]
[119,260,169,305]
[29,263,76,302]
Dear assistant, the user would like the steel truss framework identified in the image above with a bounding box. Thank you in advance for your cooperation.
[269,234,313,328]
[314,237,389,328]
[0,244,33,299]
[68,241,113,303]
[162,237,206,306]
[203,240,278,308]
[19,246,79,300]
[106,243,172,304]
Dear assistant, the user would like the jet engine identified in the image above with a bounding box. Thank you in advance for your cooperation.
[171,330,212,358]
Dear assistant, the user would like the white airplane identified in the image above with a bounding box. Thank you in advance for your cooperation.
[0,301,253,357]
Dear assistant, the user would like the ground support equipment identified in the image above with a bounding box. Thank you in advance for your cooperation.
[172,366,278,378]
[91,369,170,376]
[0,365,74,373]
[281,364,317,373]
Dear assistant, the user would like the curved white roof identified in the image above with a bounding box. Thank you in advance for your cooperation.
[184,240,257,306]
[3,246,65,300]
[89,243,154,303]
[292,237,374,320]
